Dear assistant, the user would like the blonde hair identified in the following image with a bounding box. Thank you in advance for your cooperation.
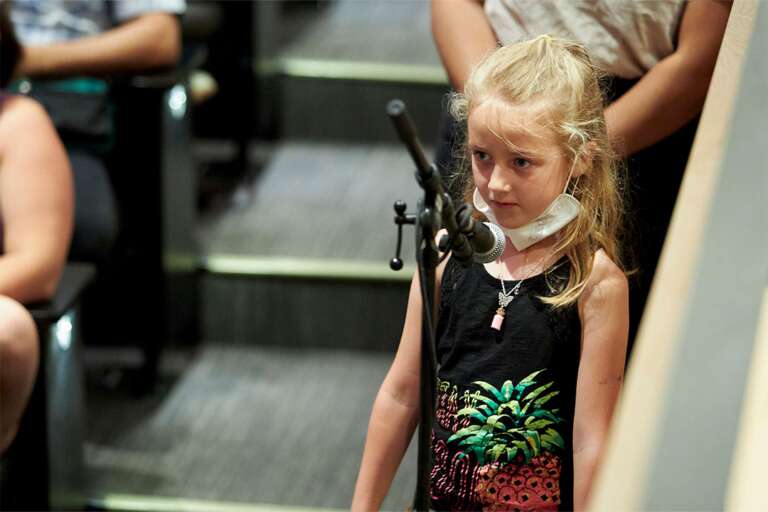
[449,35,627,308]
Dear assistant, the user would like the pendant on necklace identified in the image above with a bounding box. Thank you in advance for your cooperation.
[491,291,514,331]
[491,306,506,331]
[498,291,514,308]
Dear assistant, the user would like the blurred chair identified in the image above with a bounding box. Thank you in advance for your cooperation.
[0,263,95,511]
[81,2,221,393]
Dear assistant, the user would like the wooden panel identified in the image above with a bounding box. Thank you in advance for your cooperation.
[725,289,768,511]
[589,0,760,509]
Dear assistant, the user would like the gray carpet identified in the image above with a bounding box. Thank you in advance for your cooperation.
[280,0,442,68]
[199,141,430,263]
[85,346,417,510]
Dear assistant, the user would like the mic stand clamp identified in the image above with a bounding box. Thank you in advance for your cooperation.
[391,200,415,271]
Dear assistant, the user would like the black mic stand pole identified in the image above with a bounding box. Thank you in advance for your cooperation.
[387,100,476,511]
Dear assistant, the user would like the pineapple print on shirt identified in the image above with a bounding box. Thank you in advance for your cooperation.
[431,370,565,511]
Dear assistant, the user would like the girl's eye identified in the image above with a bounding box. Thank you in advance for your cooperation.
[472,150,491,162]
[513,157,531,169]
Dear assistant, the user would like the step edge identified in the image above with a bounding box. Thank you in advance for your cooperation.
[258,57,449,86]
[165,252,412,283]
[88,493,343,512]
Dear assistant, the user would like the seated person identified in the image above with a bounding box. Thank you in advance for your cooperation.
[8,0,184,262]
[0,1,73,453]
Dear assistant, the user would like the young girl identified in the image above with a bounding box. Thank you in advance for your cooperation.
[352,35,629,511]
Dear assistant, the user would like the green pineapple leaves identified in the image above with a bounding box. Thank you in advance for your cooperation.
[447,370,565,466]
[534,391,560,408]
[541,428,565,450]
[474,381,506,403]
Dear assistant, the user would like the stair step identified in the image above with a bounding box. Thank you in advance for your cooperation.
[277,0,441,69]
[259,0,449,142]
[203,255,410,282]
[278,76,447,143]
[202,273,408,350]
[199,140,429,267]
[193,140,436,347]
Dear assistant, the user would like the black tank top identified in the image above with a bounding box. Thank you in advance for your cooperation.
[430,256,581,511]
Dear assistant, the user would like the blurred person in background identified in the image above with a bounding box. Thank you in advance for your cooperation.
[8,0,184,262]
[431,0,732,355]
[0,0,73,453]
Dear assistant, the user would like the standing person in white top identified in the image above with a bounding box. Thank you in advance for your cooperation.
[431,0,732,359]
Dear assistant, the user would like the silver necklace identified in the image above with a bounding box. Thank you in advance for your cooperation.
[490,252,546,331]
[491,273,524,331]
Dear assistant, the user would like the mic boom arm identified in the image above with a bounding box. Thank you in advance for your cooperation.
[386,99,474,263]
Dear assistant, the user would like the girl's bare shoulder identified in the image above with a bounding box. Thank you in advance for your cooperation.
[580,249,628,308]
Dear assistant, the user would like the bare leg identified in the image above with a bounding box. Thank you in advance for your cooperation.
[0,295,39,454]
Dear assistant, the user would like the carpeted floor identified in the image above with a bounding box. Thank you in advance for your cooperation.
[85,345,417,510]
[199,141,427,263]
[279,0,442,68]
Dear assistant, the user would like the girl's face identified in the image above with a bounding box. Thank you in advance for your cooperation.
[468,99,572,229]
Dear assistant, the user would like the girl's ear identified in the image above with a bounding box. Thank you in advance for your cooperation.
[572,140,597,178]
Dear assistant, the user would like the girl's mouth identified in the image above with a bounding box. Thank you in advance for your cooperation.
[490,199,518,209]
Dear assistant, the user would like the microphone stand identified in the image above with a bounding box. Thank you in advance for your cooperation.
[387,99,476,511]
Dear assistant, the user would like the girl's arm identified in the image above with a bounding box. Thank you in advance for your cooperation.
[352,257,448,511]
[431,0,498,91]
[604,0,732,157]
[0,96,73,303]
[572,251,629,511]
[351,273,425,511]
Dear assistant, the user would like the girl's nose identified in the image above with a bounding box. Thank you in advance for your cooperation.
[487,165,512,193]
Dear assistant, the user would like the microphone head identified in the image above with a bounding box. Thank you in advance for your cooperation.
[473,222,506,263]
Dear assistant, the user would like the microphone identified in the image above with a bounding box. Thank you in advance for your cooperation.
[452,202,506,265]
[469,222,506,264]
[449,203,507,266]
